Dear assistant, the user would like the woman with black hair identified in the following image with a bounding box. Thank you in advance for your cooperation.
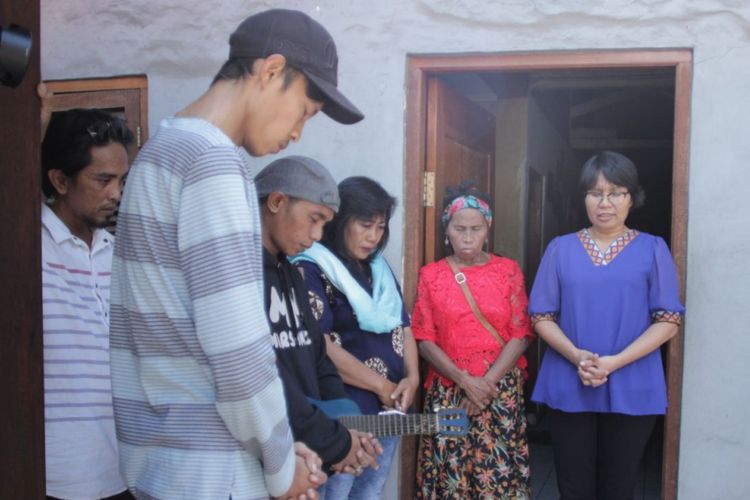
[292,176,419,499]
[412,181,533,499]
[529,151,684,500]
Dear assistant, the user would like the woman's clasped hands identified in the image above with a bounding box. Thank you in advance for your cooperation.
[457,370,498,416]
[576,350,620,388]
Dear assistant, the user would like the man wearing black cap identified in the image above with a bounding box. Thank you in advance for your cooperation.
[256,156,382,479]
[110,9,363,500]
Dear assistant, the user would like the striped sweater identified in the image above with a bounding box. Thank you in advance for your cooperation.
[110,117,295,499]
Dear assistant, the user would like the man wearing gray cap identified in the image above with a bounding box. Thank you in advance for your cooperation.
[256,156,382,481]
[110,8,363,500]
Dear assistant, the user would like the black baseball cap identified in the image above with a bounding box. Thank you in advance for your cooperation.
[229,9,364,125]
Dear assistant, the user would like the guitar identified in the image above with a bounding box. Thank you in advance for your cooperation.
[308,397,469,437]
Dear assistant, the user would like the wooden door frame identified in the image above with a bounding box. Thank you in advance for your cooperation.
[0,0,44,497]
[402,49,692,500]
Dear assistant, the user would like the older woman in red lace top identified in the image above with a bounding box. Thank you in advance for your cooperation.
[413,182,534,499]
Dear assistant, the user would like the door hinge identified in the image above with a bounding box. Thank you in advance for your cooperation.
[136,125,142,148]
[423,171,435,207]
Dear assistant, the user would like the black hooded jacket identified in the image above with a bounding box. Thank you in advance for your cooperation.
[263,248,352,468]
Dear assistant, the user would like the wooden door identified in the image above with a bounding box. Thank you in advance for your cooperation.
[424,77,496,264]
[43,75,148,163]
[0,0,45,498]
[401,76,497,499]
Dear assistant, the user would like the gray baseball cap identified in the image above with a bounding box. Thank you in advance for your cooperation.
[256,156,340,212]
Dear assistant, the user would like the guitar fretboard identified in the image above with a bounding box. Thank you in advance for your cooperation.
[337,413,440,437]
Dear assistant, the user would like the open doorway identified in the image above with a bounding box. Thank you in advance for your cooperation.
[441,66,676,498]
[401,51,691,500]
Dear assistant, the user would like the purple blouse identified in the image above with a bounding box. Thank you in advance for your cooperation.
[529,229,685,415]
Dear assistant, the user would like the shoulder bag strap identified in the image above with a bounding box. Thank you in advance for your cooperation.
[446,256,506,347]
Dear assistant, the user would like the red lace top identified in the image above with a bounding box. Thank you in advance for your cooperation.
[411,255,533,388]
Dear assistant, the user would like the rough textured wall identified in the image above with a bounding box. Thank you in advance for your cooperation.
[41,1,750,497]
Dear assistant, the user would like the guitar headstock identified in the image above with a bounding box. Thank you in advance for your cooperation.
[435,407,469,436]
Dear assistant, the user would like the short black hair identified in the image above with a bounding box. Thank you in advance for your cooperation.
[41,109,133,198]
[579,151,645,208]
[212,57,325,103]
[322,176,396,263]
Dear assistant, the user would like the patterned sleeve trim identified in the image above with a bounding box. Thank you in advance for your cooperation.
[651,310,683,325]
[531,312,558,325]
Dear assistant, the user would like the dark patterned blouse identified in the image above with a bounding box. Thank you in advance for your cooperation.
[297,259,410,415]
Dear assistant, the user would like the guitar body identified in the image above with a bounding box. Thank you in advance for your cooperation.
[308,397,469,437]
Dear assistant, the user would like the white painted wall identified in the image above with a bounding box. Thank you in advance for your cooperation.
[41,1,750,497]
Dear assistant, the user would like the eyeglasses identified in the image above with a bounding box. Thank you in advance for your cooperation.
[585,190,630,204]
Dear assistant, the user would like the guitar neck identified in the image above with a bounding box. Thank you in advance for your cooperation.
[337,413,440,437]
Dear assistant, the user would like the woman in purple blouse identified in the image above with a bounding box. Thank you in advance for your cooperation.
[529,151,685,500]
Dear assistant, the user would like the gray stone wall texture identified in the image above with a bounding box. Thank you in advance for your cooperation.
[42,1,750,498]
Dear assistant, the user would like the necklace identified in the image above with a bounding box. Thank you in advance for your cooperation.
[449,251,489,268]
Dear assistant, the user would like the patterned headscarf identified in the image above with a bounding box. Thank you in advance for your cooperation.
[442,195,493,226]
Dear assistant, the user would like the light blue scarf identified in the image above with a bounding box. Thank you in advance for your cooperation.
[290,242,403,334]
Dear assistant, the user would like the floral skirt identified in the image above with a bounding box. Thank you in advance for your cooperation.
[416,367,531,499]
